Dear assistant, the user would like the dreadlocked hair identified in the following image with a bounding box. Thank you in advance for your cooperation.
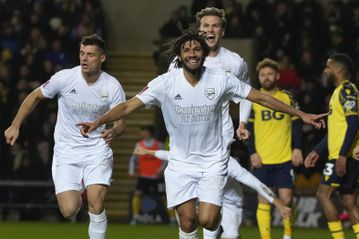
[160,27,210,68]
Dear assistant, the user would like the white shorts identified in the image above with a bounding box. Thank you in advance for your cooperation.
[164,167,226,208]
[52,156,113,194]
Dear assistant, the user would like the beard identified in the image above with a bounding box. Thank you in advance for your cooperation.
[182,58,204,74]
[325,74,336,85]
[261,80,276,91]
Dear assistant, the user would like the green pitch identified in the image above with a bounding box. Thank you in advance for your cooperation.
[0,222,357,239]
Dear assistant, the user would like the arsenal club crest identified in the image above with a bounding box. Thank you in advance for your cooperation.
[205,88,215,100]
[100,91,109,101]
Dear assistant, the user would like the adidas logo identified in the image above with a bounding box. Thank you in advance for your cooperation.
[70,89,77,94]
[174,94,182,100]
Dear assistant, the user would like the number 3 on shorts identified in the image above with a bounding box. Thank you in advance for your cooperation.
[323,161,335,176]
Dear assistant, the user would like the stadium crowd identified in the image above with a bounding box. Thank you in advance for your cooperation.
[0,0,105,220]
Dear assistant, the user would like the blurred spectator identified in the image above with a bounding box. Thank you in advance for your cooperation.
[45,39,70,67]
[225,1,250,38]
[246,0,273,32]
[253,24,273,62]
[297,50,320,83]
[128,126,166,225]
[191,0,223,17]
[277,51,301,91]
[0,23,20,55]
[72,13,96,40]
[159,9,183,39]
[271,0,296,57]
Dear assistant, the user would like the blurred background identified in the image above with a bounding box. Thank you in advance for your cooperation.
[0,0,358,229]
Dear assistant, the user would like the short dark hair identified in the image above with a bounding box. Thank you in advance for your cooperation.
[80,34,107,54]
[329,53,354,78]
[160,27,210,68]
[195,7,227,29]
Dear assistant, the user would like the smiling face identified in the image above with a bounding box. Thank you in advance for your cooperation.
[79,44,106,76]
[199,15,224,53]
[178,40,205,73]
[258,66,279,91]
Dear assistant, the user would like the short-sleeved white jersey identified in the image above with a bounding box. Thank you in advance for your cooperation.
[169,47,250,145]
[205,47,250,144]
[40,66,125,163]
[136,67,251,174]
[204,47,248,82]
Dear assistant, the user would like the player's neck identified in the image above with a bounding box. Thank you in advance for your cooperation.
[183,67,203,86]
[82,70,101,85]
[335,77,347,87]
[262,87,278,95]
[208,45,221,57]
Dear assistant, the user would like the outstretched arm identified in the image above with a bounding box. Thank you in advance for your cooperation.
[237,99,252,140]
[228,157,274,202]
[246,88,327,128]
[273,198,292,219]
[4,88,46,145]
[134,145,169,161]
[101,119,126,143]
[227,157,292,218]
[79,97,144,137]
[239,99,252,124]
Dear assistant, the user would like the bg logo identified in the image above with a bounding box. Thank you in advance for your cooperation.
[261,110,284,121]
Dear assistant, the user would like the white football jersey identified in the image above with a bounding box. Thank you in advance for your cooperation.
[169,47,251,145]
[205,47,251,144]
[136,68,251,174]
[41,66,125,163]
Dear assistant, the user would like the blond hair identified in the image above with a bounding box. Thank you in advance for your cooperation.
[195,7,227,29]
[256,58,279,72]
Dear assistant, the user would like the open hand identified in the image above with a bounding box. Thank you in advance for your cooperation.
[101,129,117,143]
[133,145,148,156]
[250,153,262,169]
[304,151,319,168]
[279,205,292,219]
[292,149,303,167]
[336,156,346,177]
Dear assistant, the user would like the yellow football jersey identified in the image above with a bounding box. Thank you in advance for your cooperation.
[249,89,299,164]
[328,80,359,160]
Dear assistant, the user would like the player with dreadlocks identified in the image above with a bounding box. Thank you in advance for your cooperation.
[78,30,326,239]
[167,8,255,238]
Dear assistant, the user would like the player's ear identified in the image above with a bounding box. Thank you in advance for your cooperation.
[100,54,106,63]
